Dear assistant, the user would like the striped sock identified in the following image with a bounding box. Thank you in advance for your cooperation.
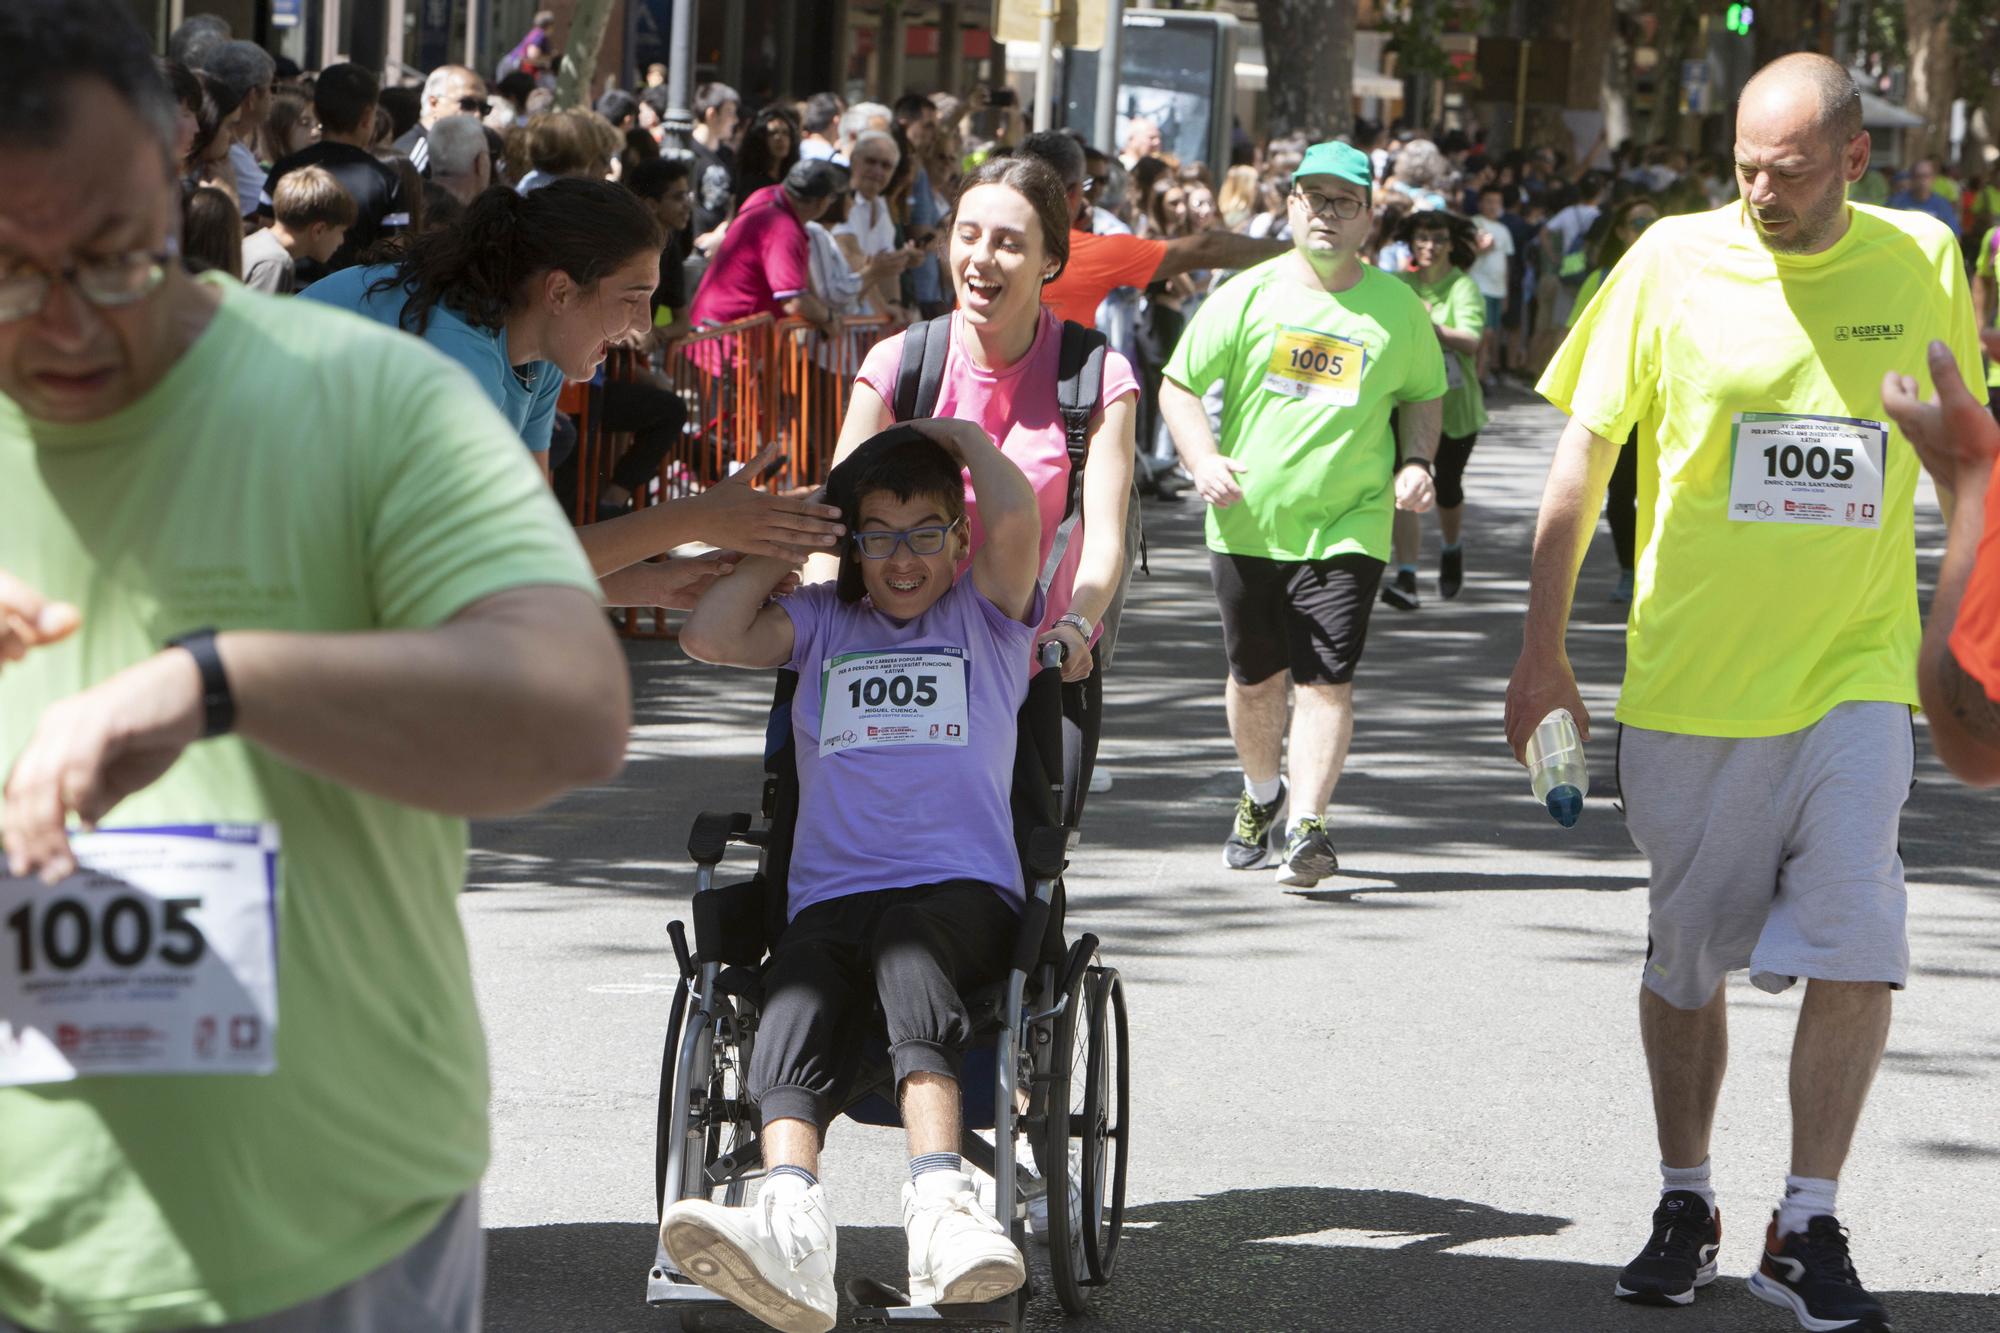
[767,1164,818,1189]
[910,1152,962,1181]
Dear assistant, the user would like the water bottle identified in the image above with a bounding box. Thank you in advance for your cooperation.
[1525,708,1589,828]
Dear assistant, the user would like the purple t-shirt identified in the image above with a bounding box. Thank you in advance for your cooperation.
[779,576,1039,920]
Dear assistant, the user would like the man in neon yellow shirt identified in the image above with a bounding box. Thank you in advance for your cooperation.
[1161,140,1444,888]
[1973,221,2000,420]
[1508,53,1981,1330]
[0,3,630,1328]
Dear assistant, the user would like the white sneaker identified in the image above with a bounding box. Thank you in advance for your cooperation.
[903,1171,1027,1307]
[660,1176,838,1333]
[1025,1146,1083,1247]
[1088,767,1113,794]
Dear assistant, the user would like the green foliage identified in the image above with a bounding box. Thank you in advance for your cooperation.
[1381,0,1498,82]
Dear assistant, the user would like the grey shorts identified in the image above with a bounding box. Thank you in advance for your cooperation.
[1620,701,1913,1010]
[2,1193,482,1333]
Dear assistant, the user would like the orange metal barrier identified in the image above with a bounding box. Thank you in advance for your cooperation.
[560,314,904,641]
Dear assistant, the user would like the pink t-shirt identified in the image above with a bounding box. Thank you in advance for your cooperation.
[856,310,1139,641]
[688,184,810,327]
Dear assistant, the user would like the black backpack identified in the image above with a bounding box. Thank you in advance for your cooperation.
[890,317,1147,669]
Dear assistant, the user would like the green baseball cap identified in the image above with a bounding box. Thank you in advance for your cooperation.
[1292,140,1373,199]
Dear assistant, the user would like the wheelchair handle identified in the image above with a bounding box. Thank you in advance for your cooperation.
[1038,640,1067,672]
[667,919,695,983]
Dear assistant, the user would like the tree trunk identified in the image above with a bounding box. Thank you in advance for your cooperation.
[1255,0,1355,140]
[1904,0,1955,163]
[1644,0,1699,147]
[556,0,618,109]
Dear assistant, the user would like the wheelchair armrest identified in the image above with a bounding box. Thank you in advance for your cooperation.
[1023,824,1068,881]
[688,810,756,866]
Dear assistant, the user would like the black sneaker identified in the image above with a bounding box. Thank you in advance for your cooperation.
[1613,1191,1720,1306]
[1747,1213,1892,1332]
[1380,567,1420,611]
[1222,782,1286,870]
[1275,817,1339,887]
[1439,546,1464,599]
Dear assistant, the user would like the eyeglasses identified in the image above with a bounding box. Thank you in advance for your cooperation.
[0,240,178,323]
[852,520,962,559]
[1085,174,1110,195]
[1293,188,1365,220]
[458,95,492,113]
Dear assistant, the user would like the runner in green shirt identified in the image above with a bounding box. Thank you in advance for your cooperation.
[1160,140,1446,888]
[1973,222,2000,415]
[1389,210,1488,605]
[0,7,629,1328]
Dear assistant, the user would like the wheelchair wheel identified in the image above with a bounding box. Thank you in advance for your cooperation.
[1040,946,1098,1314]
[1080,966,1130,1284]
[655,976,758,1216]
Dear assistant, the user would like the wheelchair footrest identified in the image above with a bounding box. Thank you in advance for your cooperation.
[846,1278,1019,1326]
[646,1264,736,1308]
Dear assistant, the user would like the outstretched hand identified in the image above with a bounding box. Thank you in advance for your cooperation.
[1881,334,2000,495]
[693,441,846,561]
[1,571,79,673]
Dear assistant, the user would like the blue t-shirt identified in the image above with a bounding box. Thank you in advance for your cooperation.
[778,577,1038,920]
[1888,191,1961,237]
[299,265,563,451]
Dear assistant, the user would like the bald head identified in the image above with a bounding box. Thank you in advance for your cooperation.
[1739,52,1862,149]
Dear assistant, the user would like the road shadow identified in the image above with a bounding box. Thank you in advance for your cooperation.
[484,1184,2000,1332]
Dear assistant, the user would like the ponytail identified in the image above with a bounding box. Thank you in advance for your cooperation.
[368,176,664,336]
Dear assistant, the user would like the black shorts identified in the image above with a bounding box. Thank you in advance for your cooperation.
[1209,551,1385,687]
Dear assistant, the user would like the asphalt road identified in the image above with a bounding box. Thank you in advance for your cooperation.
[468,384,2000,1332]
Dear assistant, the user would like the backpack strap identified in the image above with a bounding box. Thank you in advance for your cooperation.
[892,315,954,421]
[1041,321,1109,592]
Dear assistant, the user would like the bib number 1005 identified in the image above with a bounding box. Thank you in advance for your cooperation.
[1762,443,1855,482]
[7,895,207,974]
[846,673,939,708]
[1289,346,1347,376]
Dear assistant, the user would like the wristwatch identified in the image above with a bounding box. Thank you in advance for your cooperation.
[1400,457,1436,478]
[165,628,235,738]
[1054,611,1093,639]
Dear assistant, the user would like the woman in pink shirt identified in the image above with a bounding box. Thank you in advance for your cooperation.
[819,154,1140,817]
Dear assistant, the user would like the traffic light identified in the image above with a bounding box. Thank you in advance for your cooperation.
[1725,3,1755,35]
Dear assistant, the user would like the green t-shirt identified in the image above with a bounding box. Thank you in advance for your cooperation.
[1976,225,2000,388]
[1848,170,1889,207]
[1162,257,1448,561]
[0,279,599,1329]
[1400,266,1487,439]
[1538,202,1984,738]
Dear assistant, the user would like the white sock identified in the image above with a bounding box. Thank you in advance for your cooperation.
[1660,1158,1715,1209]
[1397,563,1418,576]
[1776,1174,1837,1238]
[1441,540,1462,553]
[1286,811,1324,837]
[1244,774,1281,806]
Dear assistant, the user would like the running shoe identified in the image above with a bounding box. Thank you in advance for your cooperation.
[1381,567,1420,611]
[1223,782,1287,870]
[1275,817,1339,887]
[1611,568,1635,604]
[1747,1213,1892,1332]
[1439,546,1465,600]
[1613,1191,1720,1306]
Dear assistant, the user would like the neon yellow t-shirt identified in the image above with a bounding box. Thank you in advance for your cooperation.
[0,279,600,1329]
[1163,257,1448,562]
[1538,201,1984,738]
[1975,224,2000,388]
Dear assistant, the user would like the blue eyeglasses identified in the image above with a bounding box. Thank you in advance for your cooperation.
[851,519,963,559]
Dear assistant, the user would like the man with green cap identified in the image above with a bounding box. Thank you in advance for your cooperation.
[1160,139,1446,887]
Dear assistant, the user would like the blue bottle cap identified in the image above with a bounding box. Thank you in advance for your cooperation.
[1546,784,1583,828]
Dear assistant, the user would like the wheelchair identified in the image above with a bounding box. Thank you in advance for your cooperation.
[645,649,1132,1330]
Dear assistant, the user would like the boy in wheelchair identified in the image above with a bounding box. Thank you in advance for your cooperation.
[667,421,1044,1333]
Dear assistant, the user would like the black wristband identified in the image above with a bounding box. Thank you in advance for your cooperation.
[1400,457,1436,478]
[166,628,235,738]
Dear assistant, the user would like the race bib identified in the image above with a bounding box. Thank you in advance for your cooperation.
[0,824,280,1086]
[819,649,969,756]
[1444,349,1465,392]
[1727,412,1887,529]
[1263,327,1367,407]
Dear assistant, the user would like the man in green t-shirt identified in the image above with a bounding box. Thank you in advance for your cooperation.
[1160,140,1445,889]
[0,4,630,1329]
[1974,222,2000,421]
[1507,53,1982,1329]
